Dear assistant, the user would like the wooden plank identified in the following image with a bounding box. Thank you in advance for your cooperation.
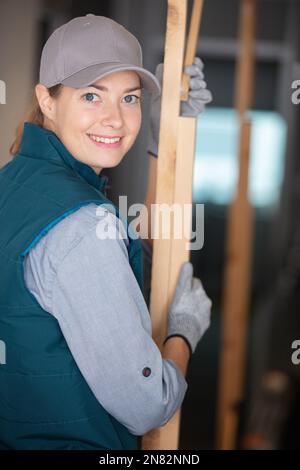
[142,118,197,451]
[169,116,197,293]
[216,0,257,450]
[181,0,204,101]
[141,0,202,450]
[235,0,257,114]
[147,0,187,350]
[217,119,254,449]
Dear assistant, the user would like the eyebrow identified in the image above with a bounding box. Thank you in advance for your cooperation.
[88,84,142,93]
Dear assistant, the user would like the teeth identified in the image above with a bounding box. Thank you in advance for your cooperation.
[88,134,121,144]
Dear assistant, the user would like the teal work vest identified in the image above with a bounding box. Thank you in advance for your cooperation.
[0,122,144,450]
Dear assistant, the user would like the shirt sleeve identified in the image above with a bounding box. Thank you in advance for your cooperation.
[23,204,188,436]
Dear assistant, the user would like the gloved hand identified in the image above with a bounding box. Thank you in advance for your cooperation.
[164,261,212,356]
[147,57,213,157]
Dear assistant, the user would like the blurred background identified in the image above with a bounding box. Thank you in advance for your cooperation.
[0,0,300,450]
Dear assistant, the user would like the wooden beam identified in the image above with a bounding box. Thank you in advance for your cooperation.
[141,0,202,450]
[181,0,204,101]
[216,0,257,450]
[148,0,187,351]
[217,119,254,449]
[235,0,257,114]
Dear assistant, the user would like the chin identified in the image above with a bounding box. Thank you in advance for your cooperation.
[101,160,123,170]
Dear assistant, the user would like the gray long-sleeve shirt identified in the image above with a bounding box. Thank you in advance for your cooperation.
[23,202,188,436]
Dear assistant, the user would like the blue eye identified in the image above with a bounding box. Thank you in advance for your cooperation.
[83,92,99,102]
[123,94,140,104]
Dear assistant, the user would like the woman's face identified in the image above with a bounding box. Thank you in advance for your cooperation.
[37,70,142,174]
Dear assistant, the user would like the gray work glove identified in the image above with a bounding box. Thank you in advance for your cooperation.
[147,56,213,157]
[164,261,212,356]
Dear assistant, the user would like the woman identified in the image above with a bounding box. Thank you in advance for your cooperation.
[0,14,212,450]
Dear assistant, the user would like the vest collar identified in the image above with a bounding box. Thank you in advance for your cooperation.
[19,122,109,193]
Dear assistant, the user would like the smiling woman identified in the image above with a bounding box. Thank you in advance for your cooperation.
[0,13,190,452]
[0,13,212,452]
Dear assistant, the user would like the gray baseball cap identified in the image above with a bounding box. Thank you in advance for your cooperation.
[39,14,161,95]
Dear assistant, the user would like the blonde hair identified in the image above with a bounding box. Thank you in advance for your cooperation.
[10,84,63,156]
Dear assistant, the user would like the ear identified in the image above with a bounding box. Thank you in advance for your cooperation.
[35,84,57,121]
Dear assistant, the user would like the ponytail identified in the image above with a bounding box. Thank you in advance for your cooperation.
[9,84,62,156]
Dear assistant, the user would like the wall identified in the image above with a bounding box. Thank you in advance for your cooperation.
[0,0,42,166]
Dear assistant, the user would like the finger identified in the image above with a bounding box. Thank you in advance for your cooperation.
[191,79,207,89]
[189,88,213,102]
[195,286,212,309]
[192,277,203,290]
[176,261,193,294]
[184,64,203,77]
[193,278,208,297]
[193,56,204,69]
[189,77,206,90]
[180,101,204,117]
[189,100,206,114]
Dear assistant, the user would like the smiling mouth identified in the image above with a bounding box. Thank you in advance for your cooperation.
[87,134,123,148]
[87,133,122,143]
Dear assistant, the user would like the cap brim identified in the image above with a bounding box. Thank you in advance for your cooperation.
[61,62,161,96]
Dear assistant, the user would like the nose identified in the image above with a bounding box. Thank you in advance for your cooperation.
[100,102,124,129]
